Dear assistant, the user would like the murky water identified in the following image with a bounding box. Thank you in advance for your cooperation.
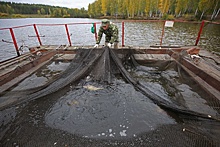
[12,61,70,91]
[0,18,220,62]
[1,57,219,145]
[45,80,175,139]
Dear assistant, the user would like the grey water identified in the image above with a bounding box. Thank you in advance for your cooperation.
[0,18,220,62]
[1,58,219,145]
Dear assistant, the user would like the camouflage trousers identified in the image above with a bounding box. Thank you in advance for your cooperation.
[105,36,119,48]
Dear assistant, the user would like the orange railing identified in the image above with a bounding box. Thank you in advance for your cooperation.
[0,20,206,58]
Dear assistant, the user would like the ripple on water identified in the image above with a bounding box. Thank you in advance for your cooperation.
[45,80,176,140]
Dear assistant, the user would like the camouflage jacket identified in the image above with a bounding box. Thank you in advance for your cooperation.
[96,23,119,44]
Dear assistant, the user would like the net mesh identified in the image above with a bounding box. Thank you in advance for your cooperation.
[0,47,220,146]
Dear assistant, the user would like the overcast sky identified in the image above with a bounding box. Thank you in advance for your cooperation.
[3,0,95,9]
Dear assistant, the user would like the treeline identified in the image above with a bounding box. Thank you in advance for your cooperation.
[0,1,88,18]
[1,0,219,20]
[88,0,220,20]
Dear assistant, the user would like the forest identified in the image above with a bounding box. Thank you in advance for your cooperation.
[88,0,220,20]
[0,0,219,20]
[0,1,88,18]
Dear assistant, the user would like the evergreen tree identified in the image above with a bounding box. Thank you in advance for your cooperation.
[0,1,88,18]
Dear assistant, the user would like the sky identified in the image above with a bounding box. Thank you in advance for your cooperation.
[2,0,95,9]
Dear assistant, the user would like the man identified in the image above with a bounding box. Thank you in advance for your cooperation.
[94,19,119,48]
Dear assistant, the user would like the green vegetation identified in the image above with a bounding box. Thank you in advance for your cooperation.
[88,0,220,20]
[0,1,88,18]
[0,0,219,20]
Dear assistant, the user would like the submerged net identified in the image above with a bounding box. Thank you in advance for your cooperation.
[0,49,104,107]
[1,47,220,146]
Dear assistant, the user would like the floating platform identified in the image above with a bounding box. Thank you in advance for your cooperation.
[0,45,220,146]
[1,45,219,101]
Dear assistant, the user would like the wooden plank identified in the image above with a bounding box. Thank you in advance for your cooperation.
[180,64,220,100]
[0,56,54,93]
[0,51,56,88]
[167,49,220,93]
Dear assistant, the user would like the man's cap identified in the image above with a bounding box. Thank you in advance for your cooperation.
[101,19,110,27]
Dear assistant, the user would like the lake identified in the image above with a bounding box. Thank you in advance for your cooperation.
[0,18,219,61]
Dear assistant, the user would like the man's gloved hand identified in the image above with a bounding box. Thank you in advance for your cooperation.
[94,44,99,48]
[107,43,112,47]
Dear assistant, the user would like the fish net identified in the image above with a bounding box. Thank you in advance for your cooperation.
[0,47,220,146]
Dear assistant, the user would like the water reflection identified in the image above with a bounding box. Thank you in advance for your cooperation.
[12,61,70,91]
[124,21,220,52]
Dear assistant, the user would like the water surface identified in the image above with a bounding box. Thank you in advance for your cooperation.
[0,18,219,62]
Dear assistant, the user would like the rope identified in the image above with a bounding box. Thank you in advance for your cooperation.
[2,39,13,44]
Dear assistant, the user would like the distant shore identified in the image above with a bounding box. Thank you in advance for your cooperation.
[1,14,220,24]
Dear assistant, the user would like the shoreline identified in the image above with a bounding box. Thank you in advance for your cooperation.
[1,14,220,24]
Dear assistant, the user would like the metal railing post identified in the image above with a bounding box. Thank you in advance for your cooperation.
[195,20,205,46]
[160,21,166,46]
[94,23,98,41]
[65,24,72,46]
[33,24,42,46]
[122,22,125,47]
[9,28,20,56]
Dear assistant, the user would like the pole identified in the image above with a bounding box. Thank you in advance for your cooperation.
[160,21,166,46]
[195,20,205,46]
[94,23,98,41]
[65,24,72,46]
[33,24,42,46]
[122,22,125,47]
[9,28,20,56]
